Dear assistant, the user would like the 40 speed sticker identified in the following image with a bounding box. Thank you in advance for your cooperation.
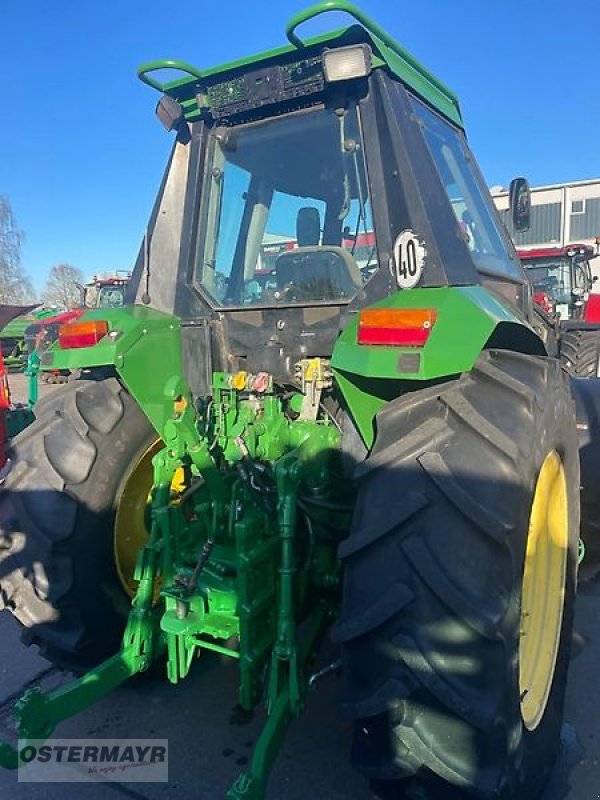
[390,230,427,288]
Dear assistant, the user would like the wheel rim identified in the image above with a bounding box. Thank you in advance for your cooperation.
[114,440,162,597]
[519,450,569,731]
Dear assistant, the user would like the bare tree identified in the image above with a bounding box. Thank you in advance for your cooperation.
[0,195,35,303]
[42,263,86,310]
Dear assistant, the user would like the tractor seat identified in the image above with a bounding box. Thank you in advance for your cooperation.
[274,246,363,302]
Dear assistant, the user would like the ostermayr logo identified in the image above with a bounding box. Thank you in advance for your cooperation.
[17,738,168,782]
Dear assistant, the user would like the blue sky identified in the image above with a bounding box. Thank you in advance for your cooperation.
[3,0,599,291]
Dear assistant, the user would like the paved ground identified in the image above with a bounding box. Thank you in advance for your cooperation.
[8,371,58,406]
[0,577,598,800]
[1,372,599,799]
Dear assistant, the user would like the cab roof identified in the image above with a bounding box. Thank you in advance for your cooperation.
[137,2,463,128]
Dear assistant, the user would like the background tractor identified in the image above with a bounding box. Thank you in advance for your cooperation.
[74,271,131,310]
[519,243,600,376]
[0,4,586,799]
[0,305,36,466]
[0,307,56,370]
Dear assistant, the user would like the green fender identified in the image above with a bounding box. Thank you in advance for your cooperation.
[43,287,543,449]
[331,285,545,447]
[41,306,182,436]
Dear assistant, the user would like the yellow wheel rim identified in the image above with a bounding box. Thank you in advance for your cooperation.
[114,440,162,597]
[519,450,569,731]
[114,440,186,598]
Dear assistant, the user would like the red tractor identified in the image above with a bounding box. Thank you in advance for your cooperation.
[519,243,600,375]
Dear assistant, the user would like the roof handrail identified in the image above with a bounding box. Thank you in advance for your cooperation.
[137,60,204,92]
[285,1,459,109]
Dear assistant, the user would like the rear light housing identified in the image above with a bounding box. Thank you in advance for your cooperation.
[358,308,437,346]
[58,320,109,349]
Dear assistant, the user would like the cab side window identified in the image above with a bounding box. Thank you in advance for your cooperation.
[411,96,522,281]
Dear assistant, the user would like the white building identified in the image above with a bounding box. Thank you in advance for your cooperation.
[492,178,600,253]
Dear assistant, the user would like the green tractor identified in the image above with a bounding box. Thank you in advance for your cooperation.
[0,306,56,370]
[0,4,582,798]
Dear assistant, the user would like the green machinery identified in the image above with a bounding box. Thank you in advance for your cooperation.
[0,4,584,798]
[0,306,53,370]
[0,304,37,449]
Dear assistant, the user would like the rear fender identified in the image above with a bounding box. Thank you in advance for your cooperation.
[41,306,182,436]
[332,285,545,447]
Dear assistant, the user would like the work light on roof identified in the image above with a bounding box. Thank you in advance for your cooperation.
[322,44,372,83]
[156,95,185,131]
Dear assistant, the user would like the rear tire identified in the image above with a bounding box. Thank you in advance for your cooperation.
[0,377,156,671]
[336,350,579,799]
[560,329,600,377]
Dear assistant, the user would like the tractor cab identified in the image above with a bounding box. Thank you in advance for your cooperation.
[519,243,598,320]
[79,273,131,309]
[126,11,530,391]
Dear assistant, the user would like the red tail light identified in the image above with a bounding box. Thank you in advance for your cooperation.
[358,308,437,346]
[58,320,109,349]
